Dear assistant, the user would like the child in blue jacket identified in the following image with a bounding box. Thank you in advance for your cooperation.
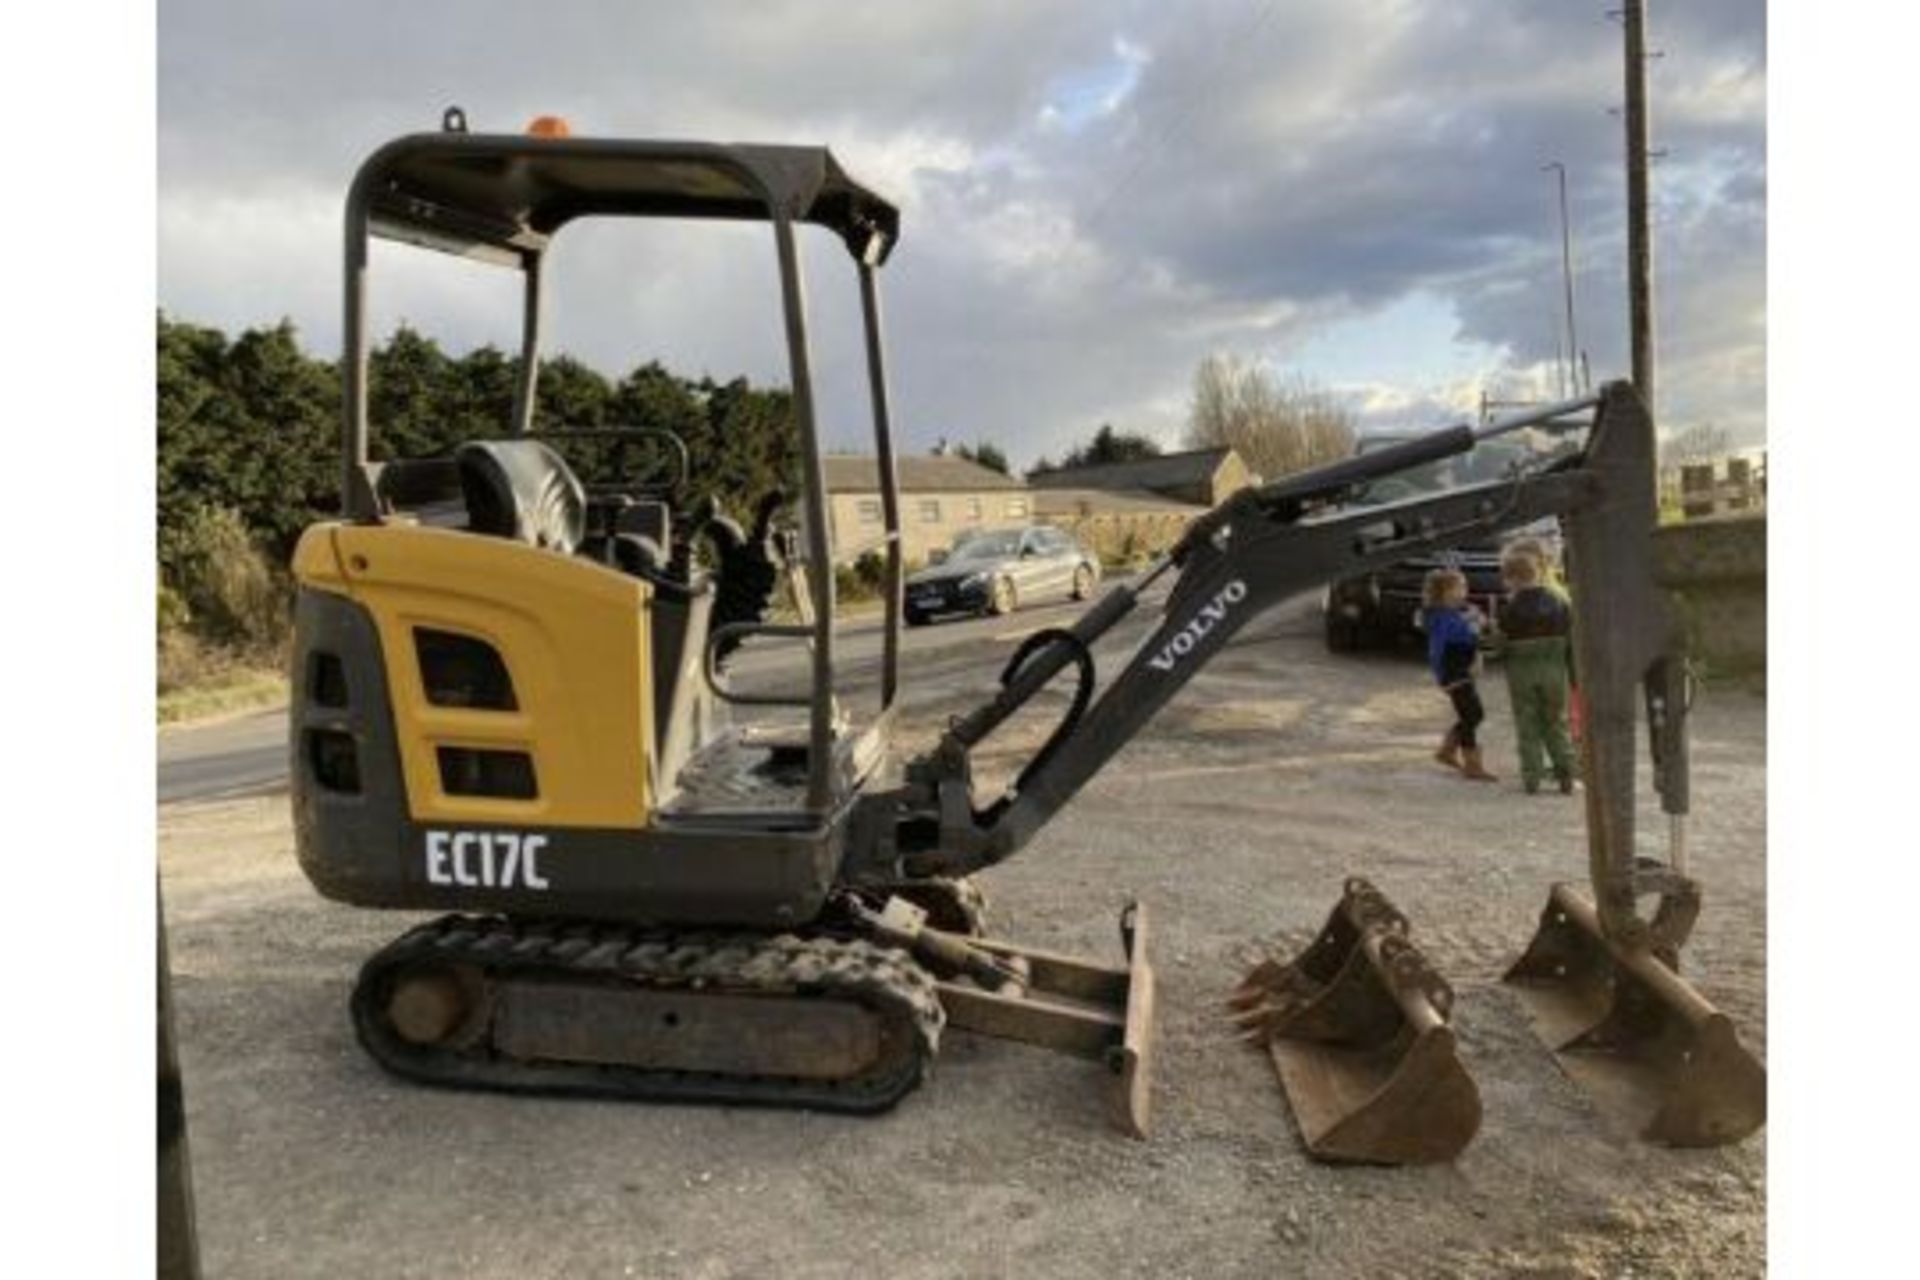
[1424,568,1497,782]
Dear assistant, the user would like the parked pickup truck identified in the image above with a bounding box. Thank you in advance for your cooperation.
[1323,430,1564,652]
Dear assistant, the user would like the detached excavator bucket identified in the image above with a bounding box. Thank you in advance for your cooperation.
[1230,879,1481,1165]
[1505,883,1765,1146]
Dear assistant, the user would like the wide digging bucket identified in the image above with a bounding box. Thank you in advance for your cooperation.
[1504,883,1765,1147]
[1230,878,1481,1165]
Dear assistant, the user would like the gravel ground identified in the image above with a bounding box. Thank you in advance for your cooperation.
[159,598,1765,1278]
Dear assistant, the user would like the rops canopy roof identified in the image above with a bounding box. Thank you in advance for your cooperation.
[353,130,900,267]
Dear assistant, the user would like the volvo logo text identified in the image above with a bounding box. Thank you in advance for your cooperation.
[1148,579,1249,671]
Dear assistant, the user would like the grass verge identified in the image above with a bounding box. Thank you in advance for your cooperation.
[158,669,289,726]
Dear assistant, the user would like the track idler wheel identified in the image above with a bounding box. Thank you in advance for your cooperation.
[384,964,489,1048]
[1230,877,1481,1165]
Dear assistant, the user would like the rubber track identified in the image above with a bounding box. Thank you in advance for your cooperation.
[351,914,944,1114]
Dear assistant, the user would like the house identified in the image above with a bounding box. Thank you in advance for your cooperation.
[821,454,1031,564]
[1022,446,1253,564]
[1026,446,1255,507]
[1658,447,1768,521]
[1030,486,1210,566]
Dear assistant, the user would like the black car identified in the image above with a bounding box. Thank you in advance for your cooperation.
[1323,432,1562,652]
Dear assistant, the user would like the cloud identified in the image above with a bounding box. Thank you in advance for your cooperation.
[159,0,1765,464]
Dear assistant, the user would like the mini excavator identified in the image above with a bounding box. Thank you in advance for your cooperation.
[290,115,1763,1152]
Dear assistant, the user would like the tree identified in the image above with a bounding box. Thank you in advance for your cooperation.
[156,314,807,589]
[953,441,1010,475]
[1662,422,1730,466]
[1030,423,1162,476]
[367,324,455,461]
[536,355,614,429]
[447,344,519,442]
[157,314,338,575]
[1185,354,1354,481]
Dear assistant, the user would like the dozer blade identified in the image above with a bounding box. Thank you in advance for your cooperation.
[1233,879,1481,1165]
[1505,883,1766,1147]
[941,899,1156,1138]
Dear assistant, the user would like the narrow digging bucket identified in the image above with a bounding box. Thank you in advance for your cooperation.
[1504,883,1766,1147]
[1231,879,1481,1165]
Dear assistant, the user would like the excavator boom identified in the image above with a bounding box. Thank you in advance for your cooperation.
[843,381,1763,1157]
[854,386,1656,903]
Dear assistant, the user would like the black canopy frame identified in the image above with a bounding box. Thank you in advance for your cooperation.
[340,126,909,812]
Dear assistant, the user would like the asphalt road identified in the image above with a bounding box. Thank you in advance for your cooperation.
[157,578,1171,803]
[158,706,297,804]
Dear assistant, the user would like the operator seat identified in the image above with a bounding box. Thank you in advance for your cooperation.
[455,439,586,554]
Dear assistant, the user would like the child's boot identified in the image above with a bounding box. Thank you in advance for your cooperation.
[1434,728,1463,770]
[1460,747,1498,782]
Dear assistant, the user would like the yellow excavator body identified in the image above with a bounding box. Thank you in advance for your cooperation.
[295,520,655,829]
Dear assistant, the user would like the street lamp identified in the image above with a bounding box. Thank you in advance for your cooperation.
[1542,161,1582,395]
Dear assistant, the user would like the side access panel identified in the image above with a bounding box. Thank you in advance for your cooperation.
[288,521,842,927]
[301,522,656,831]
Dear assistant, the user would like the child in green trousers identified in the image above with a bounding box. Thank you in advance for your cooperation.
[1496,547,1577,794]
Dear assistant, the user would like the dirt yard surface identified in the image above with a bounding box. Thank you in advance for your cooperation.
[160,596,1765,1278]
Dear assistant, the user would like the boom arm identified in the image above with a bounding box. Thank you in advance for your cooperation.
[847,382,1692,950]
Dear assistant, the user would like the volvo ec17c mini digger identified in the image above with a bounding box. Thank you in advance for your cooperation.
[292,114,1762,1150]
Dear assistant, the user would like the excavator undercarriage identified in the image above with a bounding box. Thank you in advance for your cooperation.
[291,116,1761,1162]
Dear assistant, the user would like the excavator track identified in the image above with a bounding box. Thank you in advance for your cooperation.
[351,914,944,1114]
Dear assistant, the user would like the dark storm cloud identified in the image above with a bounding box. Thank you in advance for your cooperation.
[159,0,1765,461]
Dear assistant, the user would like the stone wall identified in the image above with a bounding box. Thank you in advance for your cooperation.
[1045,510,1196,568]
[1651,514,1765,676]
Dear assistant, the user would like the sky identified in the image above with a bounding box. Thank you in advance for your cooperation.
[157,0,1766,468]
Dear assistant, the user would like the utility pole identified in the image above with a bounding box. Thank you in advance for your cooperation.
[1622,0,1655,417]
[1542,161,1582,396]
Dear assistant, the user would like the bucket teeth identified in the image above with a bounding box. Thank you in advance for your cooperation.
[1225,959,1290,1010]
[1504,883,1765,1147]
[1233,879,1480,1165]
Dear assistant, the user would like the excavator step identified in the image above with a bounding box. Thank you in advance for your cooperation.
[1505,883,1766,1146]
[1230,878,1481,1165]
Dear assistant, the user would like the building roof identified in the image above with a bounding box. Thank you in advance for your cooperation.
[823,454,1026,493]
[1032,488,1208,518]
[1026,447,1236,493]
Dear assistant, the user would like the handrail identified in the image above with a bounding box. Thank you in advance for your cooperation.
[703,622,815,707]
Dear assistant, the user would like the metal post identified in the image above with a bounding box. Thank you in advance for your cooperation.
[857,263,903,710]
[510,252,544,435]
[770,218,836,812]
[158,897,201,1280]
[1623,0,1655,418]
[342,194,372,519]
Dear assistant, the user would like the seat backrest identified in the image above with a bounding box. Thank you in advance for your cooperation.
[617,499,673,552]
[456,440,586,555]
